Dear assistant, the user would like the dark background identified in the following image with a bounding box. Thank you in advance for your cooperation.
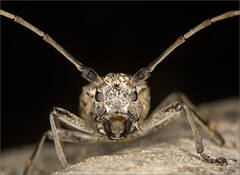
[1,1,239,150]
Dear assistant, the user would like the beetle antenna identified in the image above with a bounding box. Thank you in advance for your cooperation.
[130,10,240,85]
[0,9,103,85]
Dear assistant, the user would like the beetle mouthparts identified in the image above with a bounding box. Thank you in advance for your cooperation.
[101,116,133,140]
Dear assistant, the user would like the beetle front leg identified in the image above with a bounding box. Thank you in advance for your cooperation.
[23,107,103,175]
[49,110,68,169]
[141,92,227,165]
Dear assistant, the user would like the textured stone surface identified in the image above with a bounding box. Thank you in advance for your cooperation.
[1,98,239,175]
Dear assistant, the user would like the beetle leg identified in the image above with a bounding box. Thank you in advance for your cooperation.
[23,107,105,175]
[141,92,227,165]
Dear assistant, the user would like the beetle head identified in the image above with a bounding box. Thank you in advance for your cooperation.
[93,73,149,140]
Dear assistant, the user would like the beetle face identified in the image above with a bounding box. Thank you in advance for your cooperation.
[93,73,149,140]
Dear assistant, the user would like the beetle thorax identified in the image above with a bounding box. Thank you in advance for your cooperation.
[103,73,132,113]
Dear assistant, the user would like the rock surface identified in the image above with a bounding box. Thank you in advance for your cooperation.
[1,98,240,175]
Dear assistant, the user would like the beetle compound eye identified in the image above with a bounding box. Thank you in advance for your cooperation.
[95,91,103,102]
[130,91,138,101]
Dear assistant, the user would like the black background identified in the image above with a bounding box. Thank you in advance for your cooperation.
[1,1,239,150]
